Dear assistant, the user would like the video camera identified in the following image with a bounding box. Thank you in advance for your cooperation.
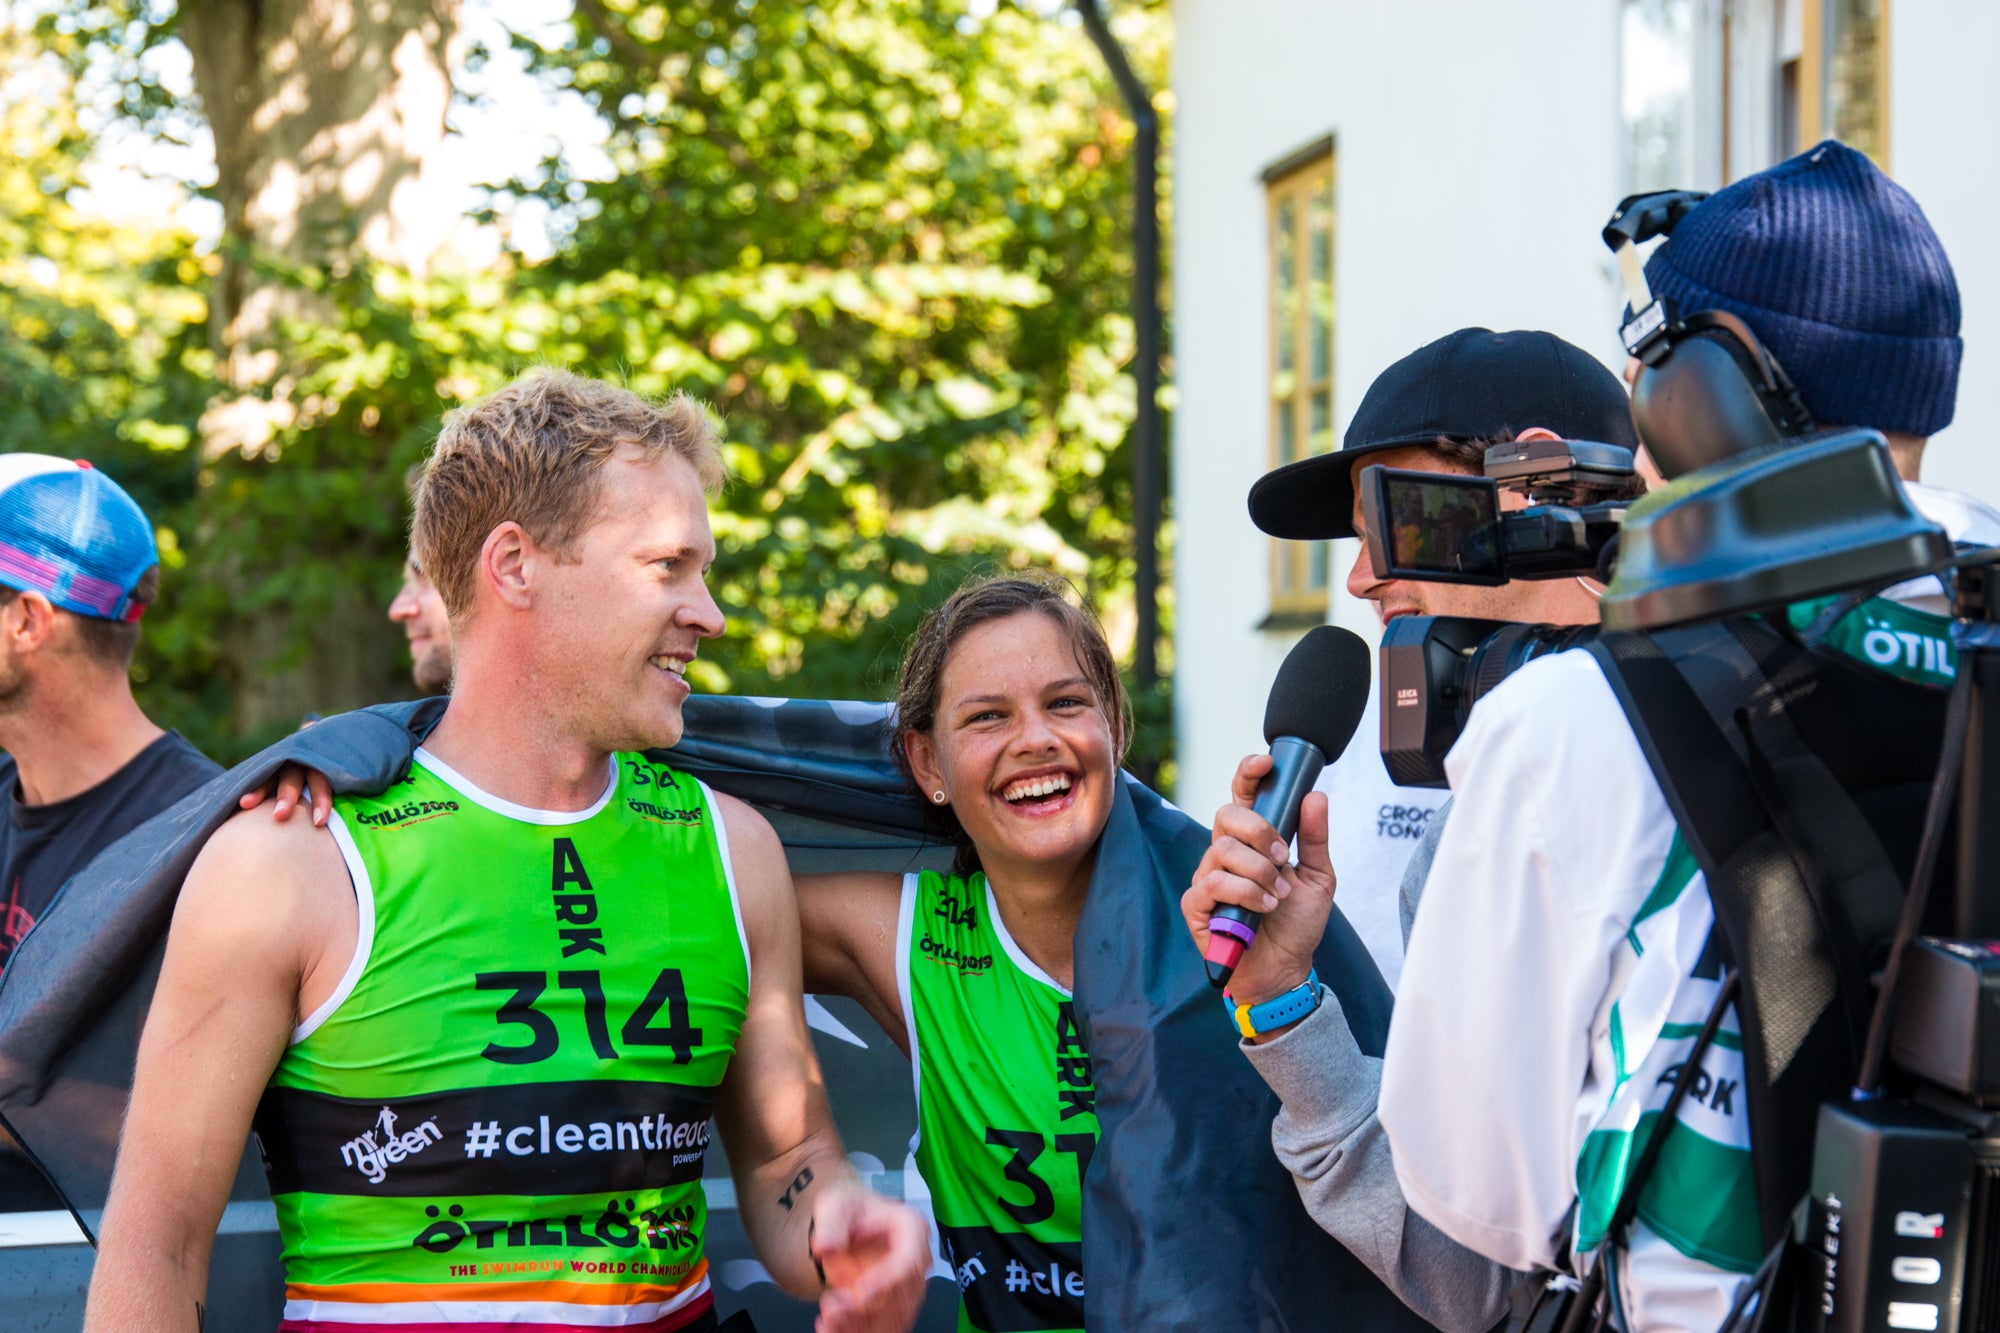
[1382,420,2000,1331]
[1799,554,2000,1333]
[1361,437,1641,786]
[1597,431,1998,1333]
[1368,185,1835,788]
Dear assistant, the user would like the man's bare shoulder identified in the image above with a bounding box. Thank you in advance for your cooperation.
[179,805,353,924]
[710,789,781,865]
[706,791,799,961]
[193,803,348,873]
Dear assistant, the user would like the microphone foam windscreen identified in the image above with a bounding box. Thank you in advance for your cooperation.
[1263,625,1373,760]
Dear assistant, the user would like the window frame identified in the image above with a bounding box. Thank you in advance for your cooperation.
[1816,0,1891,168]
[1759,0,1892,173]
[1619,0,1727,195]
[1262,139,1337,623]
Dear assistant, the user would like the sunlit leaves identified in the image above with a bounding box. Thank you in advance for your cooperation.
[512,0,1169,747]
[7,0,1173,773]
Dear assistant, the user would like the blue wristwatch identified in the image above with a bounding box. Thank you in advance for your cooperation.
[1223,968,1322,1039]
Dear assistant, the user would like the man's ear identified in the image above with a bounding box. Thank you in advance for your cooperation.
[478,522,536,612]
[0,591,58,657]
[904,729,946,804]
[1515,426,1563,443]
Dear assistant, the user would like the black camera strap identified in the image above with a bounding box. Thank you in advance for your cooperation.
[1585,620,1914,1268]
[1697,623,1903,1056]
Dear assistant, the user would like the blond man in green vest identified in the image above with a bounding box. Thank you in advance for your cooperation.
[86,370,930,1333]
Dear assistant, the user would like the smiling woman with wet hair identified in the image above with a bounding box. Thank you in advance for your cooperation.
[886,576,1130,875]
[797,573,1125,1333]
[798,568,1467,1333]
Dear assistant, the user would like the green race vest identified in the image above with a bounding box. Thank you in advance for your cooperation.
[1786,591,1957,685]
[253,748,748,1331]
[899,869,1094,1333]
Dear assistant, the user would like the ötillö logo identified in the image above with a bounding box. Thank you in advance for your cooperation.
[357,799,461,829]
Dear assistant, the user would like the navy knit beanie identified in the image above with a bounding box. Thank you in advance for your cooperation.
[1644,139,1962,437]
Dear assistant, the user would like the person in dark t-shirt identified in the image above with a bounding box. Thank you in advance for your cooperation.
[0,455,221,1210]
[0,736,218,969]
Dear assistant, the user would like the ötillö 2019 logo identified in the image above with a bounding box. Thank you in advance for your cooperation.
[356,799,460,829]
[920,935,993,975]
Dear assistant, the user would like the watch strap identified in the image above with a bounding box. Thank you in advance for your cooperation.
[1222,968,1322,1039]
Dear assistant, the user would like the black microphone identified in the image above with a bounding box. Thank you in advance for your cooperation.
[1204,625,1373,988]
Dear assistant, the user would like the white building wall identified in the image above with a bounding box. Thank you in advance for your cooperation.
[1172,0,1626,818]
[1171,0,2000,819]
[1891,0,2000,500]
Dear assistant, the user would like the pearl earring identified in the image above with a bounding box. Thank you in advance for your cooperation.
[932,790,948,804]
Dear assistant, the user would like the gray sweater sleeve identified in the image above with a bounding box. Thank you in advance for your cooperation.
[1242,993,1516,1333]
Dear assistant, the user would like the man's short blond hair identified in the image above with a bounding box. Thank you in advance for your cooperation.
[413,369,725,617]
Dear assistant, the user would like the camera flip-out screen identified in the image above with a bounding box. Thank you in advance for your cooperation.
[1360,465,1507,585]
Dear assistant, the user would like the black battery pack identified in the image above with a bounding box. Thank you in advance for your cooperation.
[1802,1098,1976,1333]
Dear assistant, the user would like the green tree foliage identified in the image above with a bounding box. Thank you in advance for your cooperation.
[518,0,1170,734]
[0,25,221,727]
[1,0,1173,773]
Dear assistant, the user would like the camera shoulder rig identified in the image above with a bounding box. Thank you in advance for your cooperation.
[1575,615,1949,1326]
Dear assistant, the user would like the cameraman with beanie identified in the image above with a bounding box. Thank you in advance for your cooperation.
[1633,140,2000,617]
[1373,142,2000,1330]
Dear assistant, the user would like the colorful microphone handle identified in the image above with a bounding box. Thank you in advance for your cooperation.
[1203,735,1327,988]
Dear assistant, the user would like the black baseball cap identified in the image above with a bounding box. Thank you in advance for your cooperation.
[1247,327,1639,540]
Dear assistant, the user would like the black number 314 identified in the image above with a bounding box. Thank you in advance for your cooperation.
[476,967,703,1065]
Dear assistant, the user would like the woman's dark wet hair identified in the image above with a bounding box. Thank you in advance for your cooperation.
[892,574,1133,875]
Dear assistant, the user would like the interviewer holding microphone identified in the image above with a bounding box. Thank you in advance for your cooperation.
[1182,688,1517,1333]
[1182,329,1637,1331]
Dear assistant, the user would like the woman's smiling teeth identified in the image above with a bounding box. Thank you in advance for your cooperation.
[1003,773,1073,804]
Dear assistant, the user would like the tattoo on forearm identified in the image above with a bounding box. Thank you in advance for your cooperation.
[777,1164,815,1211]
[195,1300,206,1331]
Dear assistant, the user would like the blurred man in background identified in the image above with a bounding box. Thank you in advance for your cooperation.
[389,463,454,694]
[0,455,219,1207]
[388,552,453,692]
[0,456,218,970]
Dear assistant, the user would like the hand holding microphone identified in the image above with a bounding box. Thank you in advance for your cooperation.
[1185,626,1372,992]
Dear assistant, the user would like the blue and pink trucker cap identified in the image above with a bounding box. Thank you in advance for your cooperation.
[0,455,159,622]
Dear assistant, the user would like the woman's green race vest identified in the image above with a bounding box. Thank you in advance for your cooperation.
[898,869,1095,1333]
[252,748,749,1331]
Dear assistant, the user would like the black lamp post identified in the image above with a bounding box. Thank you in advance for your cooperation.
[1073,0,1162,704]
